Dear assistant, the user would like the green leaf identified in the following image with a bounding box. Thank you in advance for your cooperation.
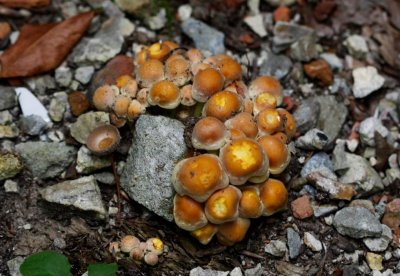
[88,263,118,276]
[20,251,71,276]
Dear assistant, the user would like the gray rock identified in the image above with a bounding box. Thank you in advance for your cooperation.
[181,18,225,55]
[55,66,72,87]
[363,224,393,252]
[287,227,302,259]
[76,146,111,174]
[333,141,383,195]
[69,111,110,144]
[15,142,76,179]
[146,8,167,30]
[320,53,343,70]
[0,86,16,110]
[295,128,329,150]
[312,204,338,217]
[293,98,320,134]
[272,22,315,52]
[94,172,114,185]
[4,179,19,193]
[352,66,384,98]
[0,110,13,125]
[25,75,56,95]
[7,256,25,276]
[301,152,335,179]
[19,115,48,136]
[304,232,322,252]
[0,153,22,181]
[0,124,19,138]
[315,96,348,145]
[343,35,368,59]
[189,267,229,276]
[265,239,287,257]
[244,264,263,276]
[259,52,292,80]
[333,206,383,239]
[40,176,106,219]
[358,117,389,146]
[307,172,356,201]
[289,34,319,62]
[178,4,192,21]
[49,92,68,122]
[114,0,149,14]
[121,115,188,222]
[75,66,95,85]
[244,15,267,37]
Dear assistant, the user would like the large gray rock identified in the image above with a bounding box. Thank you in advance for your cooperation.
[40,176,106,219]
[293,98,320,134]
[0,86,16,110]
[15,142,76,179]
[333,206,383,239]
[121,115,188,221]
[69,111,110,144]
[181,18,225,55]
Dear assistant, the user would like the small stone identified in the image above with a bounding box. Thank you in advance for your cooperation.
[304,232,322,252]
[363,225,393,252]
[324,215,333,225]
[244,15,267,37]
[76,146,111,174]
[189,267,229,276]
[69,111,110,144]
[94,172,114,185]
[312,204,338,217]
[307,172,356,201]
[177,4,192,21]
[290,34,319,62]
[304,59,333,86]
[0,153,22,181]
[119,18,135,37]
[49,92,68,122]
[53,237,66,249]
[22,223,31,230]
[0,86,17,110]
[293,98,320,134]
[19,115,48,136]
[333,206,383,239]
[0,110,13,125]
[275,261,306,276]
[115,0,149,14]
[291,195,314,219]
[382,199,400,234]
[68,91,90,117]
[265,240,287,257]
[4,179,19,193]
[259,52,292,80]
[40,175,107,219]
[75,66,95,85]
[343,35,369,59]
[295,128,329,150]
[55,66,73,87]
[273,6,290,22]
[320,53,343,70]
[287,227,302,259]
[352,66,384,98]
[349,199,375,214]
[272,22,315,52]
[7,256,25,276]
[146,8,167,30]
[366,252,383,271]
[301,152,335,179]
[247,0,260,15]
[244,263,263,276]
[0,124,19,138]
[358,117,389,146]
[25,75,56,95]
[181,18,225,55]
[47,130,65,142]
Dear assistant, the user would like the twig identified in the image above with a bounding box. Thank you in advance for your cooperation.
[241,250,265,260]
[110,153,122,225]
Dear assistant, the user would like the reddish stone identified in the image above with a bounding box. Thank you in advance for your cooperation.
[291,195,313,219]
[273,6,290,22]
[382,198,400,230]
[68,91,90,116]
[239,33,254,44]
[304,59,333,86]
[313,0,336,21]
[0,22,11,41]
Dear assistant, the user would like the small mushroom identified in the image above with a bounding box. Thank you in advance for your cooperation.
[253,92,278,115]
[165,55,191,86]
[216,217,250,246]
[259,178,288,216]
[173,194,208,231]
[92,85,119,111]
[248,76,283,106]
[202,91,243,122]
[256,108,283,135]
[191,117,229,150]
[127,99,146,120]
[120,235,140,253]
[225,112,258,139]
[214,55,242,83]
[144,252,159,266]
[239,186,263,218]
[180,85,196,106]
[190,223,218,245]
[145,238,164,255]
[147,42,171,61]
[108,241,120,254]
[192,68,224,102]
[257,135,290,174]
[86,124,121,156]
[148,80,181,109]
[113,95,130,117]
[130,247,144,260]
[116,75,134,89]
[205,185,242,224]
[137,59,165,88]
[277,108,296,139]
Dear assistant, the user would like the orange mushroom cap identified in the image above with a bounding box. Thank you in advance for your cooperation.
[225,112,258,139]
[202,91,243,122]
[216,217,251,246]
[113,95,130,117]
[192,117,229,150]
[92,85,118,111]
[116,75,134,89]
[253,92,278,115]
[165,55,191,86]
[239,186,263,218]
[277,108,296,139]
[173,194,208,231]
[148,80,181,109]
[215,55,242,83]
[190,223,218,245]
[127,99,146,120]
[137,59,165,88]
[259,178,288,216]
[248,76,283,106]
[205,185,242,224]
[148,42,171,61]
[257,135,290,174]
[192,68,224,102]
[256,108,283,135]
[186,48,204,64]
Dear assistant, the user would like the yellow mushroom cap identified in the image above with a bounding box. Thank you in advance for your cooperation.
[239,186,263,218]
[248,76,283,106]
[113,95,130,117]
[259,178,288,216]
[219,138,269,185]
[190,223,218,245]
[92,85,118,111]
[137,59,165,88]
[253,92,278,115]
[225,112,258,139]
[180,85,196,106]
[216,217,251,246]
[192,68,224,102]
[202,91,243,122]
[116,75,134,89]
[257,135,290,174]
[277,108,296,139]
[148,80,181,109]
[256,108,283,135]
[148,42,171,61]
[172,154,229,202]
[146,238,164,255]
[165,55,191,86]
[205,185,241,224]
[173,194,208,231]
[192,117,229,150]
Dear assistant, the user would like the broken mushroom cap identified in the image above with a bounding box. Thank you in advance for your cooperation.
[116,75,134,89]
[216,217,251,246]
[145,238,164,255]
[277,108,296,139]
[215,55,242,83]
[162,40,180,50]
[180,85,196,106]
[259,178,288,216]
[165,55,191,86]
[224,112,258,139]
[239,186,263,218]
[256,108,283,135]
[257,135,290,174]
[173,194,208,231]
[248,76,283,106]
[92,85,118,111]
[86,124,121,156]
[127,99,146,120]
[136,46,149,65]
[148,80,181,109]
[219,138,269,185]
[121,79,138,99]
[172,154,229,202]
[205,185,242,224]
[110,112,127,128]
[192,68,225,102]
[224,80,248,99]
[191,117,229,150]
[253,92,278,115]
[148,42,171,61]
[113,95,130,117]
[136,88,150,107]
[190,223,218,245]
[108,241,120,254]
[120,235,140,253]
[202,91,243,122]
[137,59,165,88]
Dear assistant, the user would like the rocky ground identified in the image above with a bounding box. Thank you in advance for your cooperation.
[0,0,400,275]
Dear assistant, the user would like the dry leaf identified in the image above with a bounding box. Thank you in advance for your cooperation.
[0,0,50,8]
[0,11,94,78]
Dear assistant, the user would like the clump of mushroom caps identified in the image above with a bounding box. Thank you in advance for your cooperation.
[91,41,296,246]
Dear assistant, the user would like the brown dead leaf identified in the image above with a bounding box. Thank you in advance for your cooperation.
[0,0,50,8]
[0,11,94,78]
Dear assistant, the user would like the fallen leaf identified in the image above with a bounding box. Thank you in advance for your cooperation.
[0,0,50,8]
[0,11,94,78]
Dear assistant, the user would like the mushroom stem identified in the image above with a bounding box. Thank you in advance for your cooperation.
[110,153,122,225]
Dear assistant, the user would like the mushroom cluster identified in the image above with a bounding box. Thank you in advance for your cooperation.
[90,41,296,246]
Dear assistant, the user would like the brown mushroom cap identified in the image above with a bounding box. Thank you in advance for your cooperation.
[92,85,118,111]
[191,117,229,150]
[257,135,290,174]
[144,252,159,266]
[202,91,243,122]
[148,80,181,109]
[173,194,208,231]
[215,55,242,83]
[277,108,296,139]
[86,124,121,156]
[216,217,251,246]
[205,185,241,224]
[248,76,283,106]
[165,55,191,86]
[224,112,258,139]
[190,223,218,245]
[239,186,263,218]
[192,68,224,102]
[172,154,229,202]
[137,59,165,87]
[219,138,269,185]
[256,108,283,135]
[259,178,288,216]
